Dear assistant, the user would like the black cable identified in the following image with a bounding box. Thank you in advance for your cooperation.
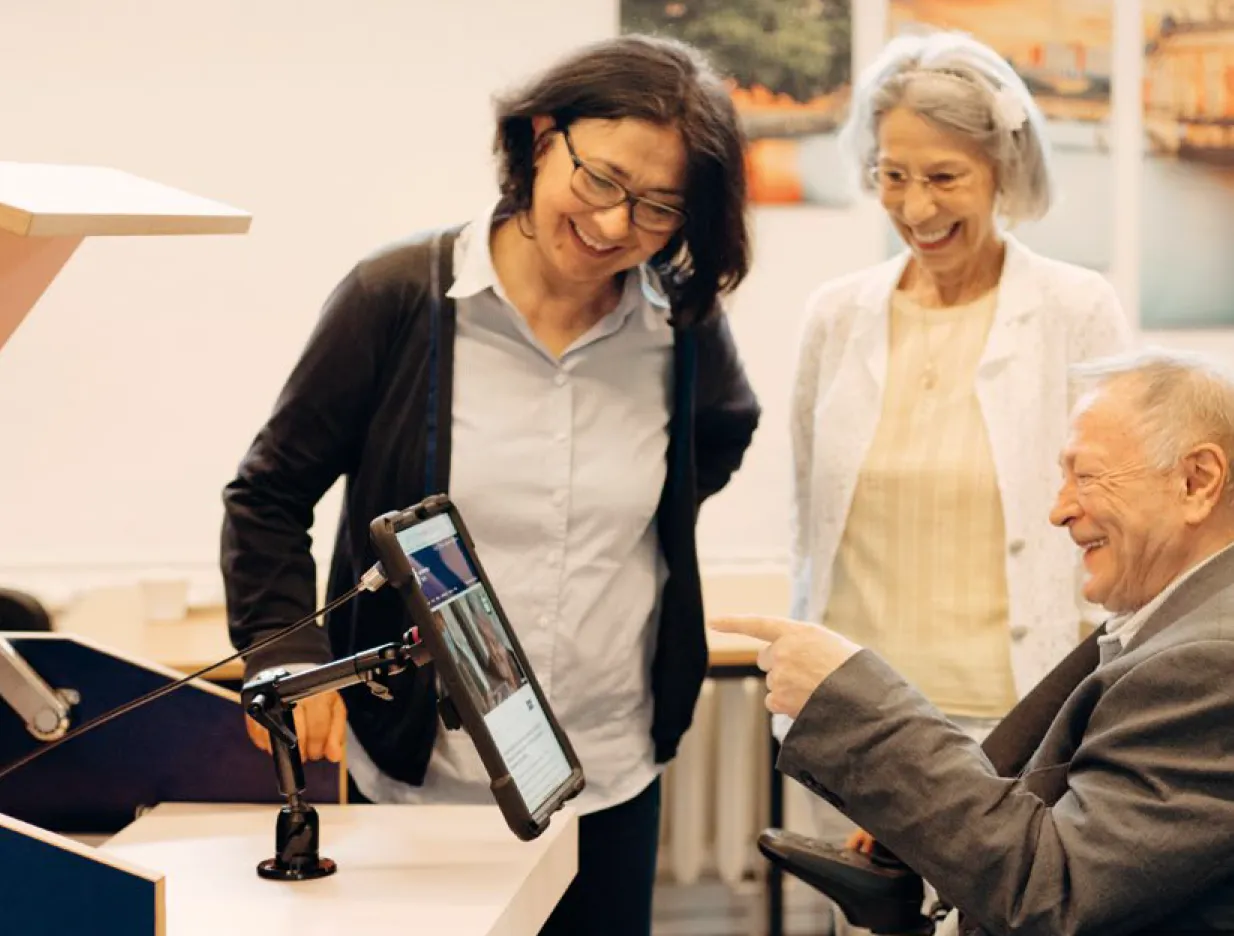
[0,583,364,783]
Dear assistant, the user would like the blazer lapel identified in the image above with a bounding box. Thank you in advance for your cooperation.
[977,237,1043,374]
[1124,544,1234,654]
[851,252,909,392]
[802,254,905,615]
[858,237,1043,388]
[973,237,1046,546]
[981,625,1104,777]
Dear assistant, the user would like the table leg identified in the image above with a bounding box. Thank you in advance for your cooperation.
[767,730,783,936]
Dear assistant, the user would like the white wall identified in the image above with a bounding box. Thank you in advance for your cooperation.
[0,0,880,605]
[1,0,1230,608]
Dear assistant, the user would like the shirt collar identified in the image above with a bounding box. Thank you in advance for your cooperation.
[445,201,505,302]
[1101,540,1234,652]
[445,201,671,314]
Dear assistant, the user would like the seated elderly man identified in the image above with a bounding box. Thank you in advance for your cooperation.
[715,349,1234,935]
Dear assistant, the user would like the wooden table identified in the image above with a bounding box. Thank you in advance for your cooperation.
[56,588,771,685]
[54,589,245,681]
[101,802,577,936]
[704,627,766,675]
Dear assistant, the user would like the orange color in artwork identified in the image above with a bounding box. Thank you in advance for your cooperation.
[890,0,1111,63]
[745,139,803,204]
[730,83,840,113]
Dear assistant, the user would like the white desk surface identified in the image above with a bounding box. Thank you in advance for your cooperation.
[103,803,578,936]
[0,162,250,355]
[0,162,250,237]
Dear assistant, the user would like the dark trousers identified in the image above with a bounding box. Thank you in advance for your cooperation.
[539,777,662,936]
[345,772,370,804]
[349,774,662,936]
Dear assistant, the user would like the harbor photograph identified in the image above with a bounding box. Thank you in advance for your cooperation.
[1141,1,1234,328]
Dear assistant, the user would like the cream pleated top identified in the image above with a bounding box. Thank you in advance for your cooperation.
[822,287,1017,718]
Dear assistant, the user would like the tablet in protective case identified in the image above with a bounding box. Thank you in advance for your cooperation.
[369,495,585,840]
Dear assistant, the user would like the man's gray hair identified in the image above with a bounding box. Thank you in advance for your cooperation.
[1072,348,1234,496]
[839,30,1054,223]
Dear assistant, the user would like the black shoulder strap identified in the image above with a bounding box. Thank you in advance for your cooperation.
[423,228,459,498]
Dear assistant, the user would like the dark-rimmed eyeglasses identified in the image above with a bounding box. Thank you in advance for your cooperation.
[560,127,687,234]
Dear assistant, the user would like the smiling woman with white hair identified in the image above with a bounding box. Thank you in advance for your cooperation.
[842,30,1056,229]
[787,31,1135,929]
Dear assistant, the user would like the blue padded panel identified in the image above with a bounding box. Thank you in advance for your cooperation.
[0,636,340,833]
[0,821,158,936]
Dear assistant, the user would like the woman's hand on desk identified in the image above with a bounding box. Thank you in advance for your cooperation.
[245,690,348,763]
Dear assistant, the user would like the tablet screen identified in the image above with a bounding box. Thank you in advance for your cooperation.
[394,513,575,816]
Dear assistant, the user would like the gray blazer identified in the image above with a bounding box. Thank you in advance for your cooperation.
[779,545,1234,935]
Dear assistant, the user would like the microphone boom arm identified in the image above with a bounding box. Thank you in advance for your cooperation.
[0,637,77,742]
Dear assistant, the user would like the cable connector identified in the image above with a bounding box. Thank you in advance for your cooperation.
[359,562,387,593]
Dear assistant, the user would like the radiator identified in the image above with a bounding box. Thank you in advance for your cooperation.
[657,676,818,886]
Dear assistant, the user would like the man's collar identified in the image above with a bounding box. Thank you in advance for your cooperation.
[1115,539,1234,654]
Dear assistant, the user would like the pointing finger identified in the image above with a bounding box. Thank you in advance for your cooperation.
[708,614,795,643]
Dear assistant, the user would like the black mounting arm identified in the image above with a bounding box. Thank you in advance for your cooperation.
[241,629,430,881]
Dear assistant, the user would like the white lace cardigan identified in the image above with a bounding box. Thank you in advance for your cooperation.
[789,236,1135,700]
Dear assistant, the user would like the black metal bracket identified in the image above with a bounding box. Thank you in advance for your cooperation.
[241,631,429,880]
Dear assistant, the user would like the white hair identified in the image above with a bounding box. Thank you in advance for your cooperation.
[1071,348,1234,498]
[839,30,1054,223]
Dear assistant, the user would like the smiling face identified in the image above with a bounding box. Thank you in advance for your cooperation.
[876,107,1000,278]
[1050,387,1200,613]
[524,116,687,289]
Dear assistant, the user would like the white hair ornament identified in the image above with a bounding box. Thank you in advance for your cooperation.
[991,86,1027,131]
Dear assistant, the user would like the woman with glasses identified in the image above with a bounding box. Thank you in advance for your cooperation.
[221,33,757,936]
[783,31,1132,931]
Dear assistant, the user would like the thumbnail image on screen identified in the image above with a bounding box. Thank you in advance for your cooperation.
[395,514,574,815]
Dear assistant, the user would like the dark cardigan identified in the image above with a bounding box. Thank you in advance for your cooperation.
[222,227,760,785]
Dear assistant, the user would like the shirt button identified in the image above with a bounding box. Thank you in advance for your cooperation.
[554,373,568,388]
[1008,538,1026,555]
[552,489,567,506]
[554,432,568,445]
[1010,624,1029,642]
[537,615,549,627]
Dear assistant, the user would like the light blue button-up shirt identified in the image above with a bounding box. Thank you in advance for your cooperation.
[348,205,674,814]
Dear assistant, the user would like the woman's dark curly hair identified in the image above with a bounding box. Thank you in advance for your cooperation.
[493,34,749,327]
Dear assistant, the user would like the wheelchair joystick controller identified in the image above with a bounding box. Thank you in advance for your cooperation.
[757,829,937,935]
